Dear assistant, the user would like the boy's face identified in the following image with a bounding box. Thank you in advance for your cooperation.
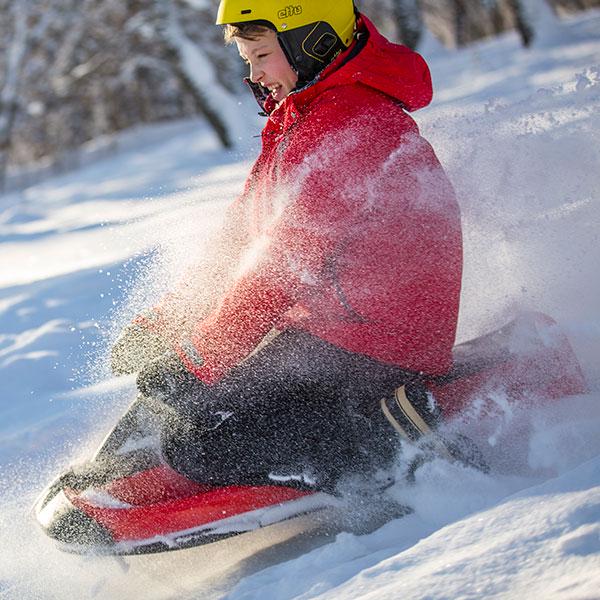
[236,30,298,104]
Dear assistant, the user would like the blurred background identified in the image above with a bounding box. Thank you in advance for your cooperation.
[1,0,599,193]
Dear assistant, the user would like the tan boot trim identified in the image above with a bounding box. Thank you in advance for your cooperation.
[394,386,432,437]
[381,387,454,462]
[395,386,455,460]
[380,397,413,441]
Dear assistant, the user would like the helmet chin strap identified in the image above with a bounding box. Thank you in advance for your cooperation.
[277,22,349,88]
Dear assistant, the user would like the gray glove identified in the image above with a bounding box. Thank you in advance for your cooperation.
[111,314,170,375]
[136,350,212,431]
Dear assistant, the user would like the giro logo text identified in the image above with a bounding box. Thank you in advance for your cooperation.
[278,6,303,19]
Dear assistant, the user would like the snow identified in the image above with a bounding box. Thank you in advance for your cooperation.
[1,10,600,600]
[224,459,600,600]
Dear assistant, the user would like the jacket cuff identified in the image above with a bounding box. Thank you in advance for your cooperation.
[132,308,164,335]
[175,336,225,385]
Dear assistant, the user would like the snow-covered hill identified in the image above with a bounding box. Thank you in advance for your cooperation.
[1,11,599,600]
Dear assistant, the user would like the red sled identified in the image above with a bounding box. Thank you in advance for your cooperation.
[34,312,586,555]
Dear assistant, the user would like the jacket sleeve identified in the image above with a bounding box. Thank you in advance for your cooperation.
[175,94,427,384]
[175,180,349,383]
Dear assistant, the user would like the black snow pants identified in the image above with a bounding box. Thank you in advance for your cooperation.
[161,330,411,490]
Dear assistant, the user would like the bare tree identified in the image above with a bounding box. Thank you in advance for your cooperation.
[505,0,535,46]
[0,2,27,190]
[2,0,598,186]
[389,0,424,49]
[1,0,244,186]
[162,0,240,148]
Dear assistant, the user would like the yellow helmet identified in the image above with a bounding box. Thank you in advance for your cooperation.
[216,0,357,85]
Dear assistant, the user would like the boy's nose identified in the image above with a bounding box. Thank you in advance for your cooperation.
[249,65,263,84]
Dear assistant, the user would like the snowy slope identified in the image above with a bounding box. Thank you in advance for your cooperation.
[1,10,600,600]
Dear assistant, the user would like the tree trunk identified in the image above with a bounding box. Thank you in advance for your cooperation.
[520,0,560,44]
[174,63,232,148]
[389,0,423,49]
[163,2,242,148]
[507,0,535,46]
[452,0,470,47]
[0,2,28,191]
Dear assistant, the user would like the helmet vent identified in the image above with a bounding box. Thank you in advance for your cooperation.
[241,9,251,14]
[312,33,337,58]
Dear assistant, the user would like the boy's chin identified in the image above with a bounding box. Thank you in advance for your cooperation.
[271,88,290,103]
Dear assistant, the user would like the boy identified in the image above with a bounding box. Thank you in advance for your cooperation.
[113,0,462,490]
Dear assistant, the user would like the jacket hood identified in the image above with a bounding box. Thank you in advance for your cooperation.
[339,14,433,112]
[249,14,433,116]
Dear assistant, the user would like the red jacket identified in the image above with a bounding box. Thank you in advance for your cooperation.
[173,16,462,384]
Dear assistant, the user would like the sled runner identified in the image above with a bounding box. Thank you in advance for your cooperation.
[34,312,586,555]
